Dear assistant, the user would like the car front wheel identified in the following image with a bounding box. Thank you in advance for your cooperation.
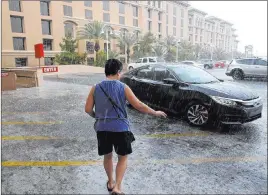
[128,66,134,71]
[185,101,209,126]
[232,69,244,80]
[204,64,210,69]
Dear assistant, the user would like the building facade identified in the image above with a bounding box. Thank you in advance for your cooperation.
[2,0,238,68]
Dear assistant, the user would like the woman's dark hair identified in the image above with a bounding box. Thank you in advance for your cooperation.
[105,59,123,76]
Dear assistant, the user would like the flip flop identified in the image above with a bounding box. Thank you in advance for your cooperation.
[107,181,114,192]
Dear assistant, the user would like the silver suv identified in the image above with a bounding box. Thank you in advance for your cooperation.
[226,58,267,80]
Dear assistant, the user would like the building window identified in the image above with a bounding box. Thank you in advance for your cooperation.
[10,16,23,33]
[200,36,202,42]
[64,0,72,2]
[104,43,111,52]
[173,17,176,26]
[133,19,138,27]
[103,1,109,11]
[15,58,27,67]
[40,1,50,16]
[133,6,138,17]
[158,23,161,33]
[87,57,94,65]
[159,34,161,39]
[43,39,53,51]
[63,5,72,17]
[195,35,198,41]
[9,0,21,12]
[173,27,176,36]
[166,26,168,35]
[119,16,125,25]
[41,20,51,35]
[181,9,184,18]
[181,19,184,27]
[64,22,74,37]
[181,29,183,37]
[158,1,161,8]
[148,9,152,19]
[103,13,110,22]
[173,7,176,15]
[86,41,94,54]
[85,10,92,19]
[13,37,25,50]
[119,2,125,14]
[158,12,162,21]
[189,18,192,25]
[44,57,54,65]
[148,21,152,31]
[166,15,168,24]
[166,4,168,12]
[84,1,92,7]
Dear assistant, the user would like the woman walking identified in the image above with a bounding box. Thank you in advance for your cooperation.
[85,59,166,195]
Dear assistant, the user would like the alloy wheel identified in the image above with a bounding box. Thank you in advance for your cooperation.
[232,70,243,80]
[187,104,209,126]
[129,67,134,71]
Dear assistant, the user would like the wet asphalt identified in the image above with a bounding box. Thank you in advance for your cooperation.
[1,69,267,194]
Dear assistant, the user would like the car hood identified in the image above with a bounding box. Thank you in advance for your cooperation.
[193,81,259,100]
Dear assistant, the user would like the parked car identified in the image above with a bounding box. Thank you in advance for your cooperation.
[198,59,214,69]
[226,58,267,80]
[181,61,204,69]
[127,57,165,71]
[120,64,263,127]
[214,60,229,68]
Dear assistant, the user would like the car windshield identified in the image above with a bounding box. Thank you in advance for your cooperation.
[169,66,219,84]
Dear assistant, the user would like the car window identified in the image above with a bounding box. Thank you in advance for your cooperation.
[236,59,255,65]
[136,59,142,63]
[185,62,193,65]
[254,59,267,66]
[143,58,148,63]
[157,58,165,62]
[136,66,153,80]
[170,66,219,84]
[149,58,157,63]
[154,67,175,81]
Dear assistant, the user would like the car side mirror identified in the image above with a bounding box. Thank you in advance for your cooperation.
[163,78,177,84]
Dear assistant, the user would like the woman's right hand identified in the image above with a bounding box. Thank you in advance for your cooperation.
[153,111,167,118]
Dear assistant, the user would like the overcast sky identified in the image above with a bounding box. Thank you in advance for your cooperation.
[190,1,267,56]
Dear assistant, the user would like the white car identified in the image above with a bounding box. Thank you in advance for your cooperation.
[181,61,204,69]
[127,57,165,70]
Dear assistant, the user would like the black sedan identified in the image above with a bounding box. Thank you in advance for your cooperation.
[120,64,263,127]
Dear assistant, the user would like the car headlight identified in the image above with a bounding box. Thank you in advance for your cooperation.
[211,96,237,106]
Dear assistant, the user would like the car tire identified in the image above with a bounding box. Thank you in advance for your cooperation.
[128,66,134,71]
[232,69,244,80]
[185,101,210,127]
[204,64,210,69]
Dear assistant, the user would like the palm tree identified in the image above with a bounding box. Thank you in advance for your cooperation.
[164,35,176,52]
[108,50,120,59]
[178,40,195,61]
[116,31,137,63]
[133,32,156,58]
[77,21,106,53]
[153,41,167,57]
[213,47,227,60]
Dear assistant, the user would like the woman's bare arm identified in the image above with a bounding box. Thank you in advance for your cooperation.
[125,85,167,118]
[85,86,96,118]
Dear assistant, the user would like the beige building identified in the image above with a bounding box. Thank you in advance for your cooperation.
[2,0,190,68]
[188,8,239,54]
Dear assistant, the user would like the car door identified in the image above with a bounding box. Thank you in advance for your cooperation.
[149,66,179,113]
[254,59,267,76]
[237,59,255,76]
[131,66,154,102]
[148,57,157,64]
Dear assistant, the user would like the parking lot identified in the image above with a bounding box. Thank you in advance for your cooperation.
[1,68,267,194]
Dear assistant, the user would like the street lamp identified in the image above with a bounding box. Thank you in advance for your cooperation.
[176,39,181,63]
[101,27,113,60]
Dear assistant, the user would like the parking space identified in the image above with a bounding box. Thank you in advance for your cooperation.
[1,69,267,194]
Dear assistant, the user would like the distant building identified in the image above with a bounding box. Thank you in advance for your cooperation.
[245,45,253,58]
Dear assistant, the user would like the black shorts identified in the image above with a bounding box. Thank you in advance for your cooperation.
[96,131,135,156]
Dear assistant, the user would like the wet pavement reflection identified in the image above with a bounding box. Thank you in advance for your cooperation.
[1,69,267,194]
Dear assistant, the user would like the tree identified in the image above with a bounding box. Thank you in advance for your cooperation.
[132,32,156,60]
[116,31,137,63]
[177,40,195,61]
[213,48,227,60]
[108,50,120,59]
[152,41,167,57]
[55,34,86,65]
[77,20,106,53]
[163,36,176,62]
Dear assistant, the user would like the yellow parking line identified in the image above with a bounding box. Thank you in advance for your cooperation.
[2,156,266,167]
[1,136,59,141]
[1,121,62,125]
[144,132,211,138]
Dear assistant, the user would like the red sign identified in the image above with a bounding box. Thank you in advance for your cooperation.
[1,73,9,77]
[34,43,44,58]
[42,67,58,73]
